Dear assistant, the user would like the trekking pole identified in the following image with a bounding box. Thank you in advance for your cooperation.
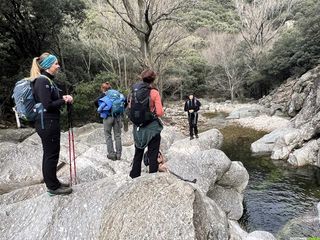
[68,121,73,185]
[67,103,77,185]
[12,107,21,128]
[67,104,73,185]
[168,169,197,183]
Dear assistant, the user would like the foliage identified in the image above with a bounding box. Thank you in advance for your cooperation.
[1,0,320,126]
[183,0,238,32]
[72,71,118,124]
[245,0,320,98]
[0,0,87,121]
[163,46,210,99]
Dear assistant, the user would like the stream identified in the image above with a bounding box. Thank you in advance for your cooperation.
[202,112,320,235]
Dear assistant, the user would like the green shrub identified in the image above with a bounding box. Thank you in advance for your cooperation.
[71,72,118,125]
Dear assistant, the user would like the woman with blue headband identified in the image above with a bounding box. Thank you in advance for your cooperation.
[31,52,73,196]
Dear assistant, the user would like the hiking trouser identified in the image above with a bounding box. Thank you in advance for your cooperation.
[103,116,122,157]
[35,118,61,190]
[130,133,161,178]
[188,112,198,137]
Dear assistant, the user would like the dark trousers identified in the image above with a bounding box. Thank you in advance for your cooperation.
[130,134,161,178]
[188,113,198,137]
[35,118,61,190]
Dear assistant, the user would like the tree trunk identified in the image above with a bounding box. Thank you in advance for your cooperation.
[116,48,122,87]
[124,54,128,89]
[56,35,68,94]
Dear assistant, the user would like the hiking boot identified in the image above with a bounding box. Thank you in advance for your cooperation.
[116,154,121,160]
[190,136,194,140]
[195,134,199,138]
[47,186,72,196]
[59,182,70,187]
[107,154,117,161]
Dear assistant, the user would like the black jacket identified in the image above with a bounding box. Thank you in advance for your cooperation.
[184,98,201,113]
[33,72,65,119]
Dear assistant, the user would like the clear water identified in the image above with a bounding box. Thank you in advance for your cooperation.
[235,151,320,234]
[202,115,320,235]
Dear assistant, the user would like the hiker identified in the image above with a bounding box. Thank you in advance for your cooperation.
[129,69,164,178]
[184,94,201,140]
[32,52,73,196]
[94,82,125,160]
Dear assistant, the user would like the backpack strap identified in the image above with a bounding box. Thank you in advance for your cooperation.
[39,74,61,97]
[34,75,58,129]
[39,74,53,85]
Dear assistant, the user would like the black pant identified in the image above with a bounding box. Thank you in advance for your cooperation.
[35,118,61,190]
[130,134,161,178]
[188,113,198,137]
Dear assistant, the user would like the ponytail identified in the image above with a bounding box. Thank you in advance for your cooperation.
[29,57,41,80]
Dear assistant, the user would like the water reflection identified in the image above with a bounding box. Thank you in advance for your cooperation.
[216,124,320,235]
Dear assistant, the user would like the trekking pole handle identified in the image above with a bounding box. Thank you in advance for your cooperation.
[67,103,73,128]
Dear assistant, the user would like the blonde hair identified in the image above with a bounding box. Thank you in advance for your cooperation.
[29,52,51,80]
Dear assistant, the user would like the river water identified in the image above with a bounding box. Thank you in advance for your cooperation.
[203,113,320,235]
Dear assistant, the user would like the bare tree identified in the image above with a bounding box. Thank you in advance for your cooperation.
[84,0,195,93]
[235,0,297,67]
[202,33,246,102]
[104,0,193,66]
[79,17,130,87]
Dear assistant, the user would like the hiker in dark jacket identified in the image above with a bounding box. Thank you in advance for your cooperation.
[129,69,164,178]
[32,52,73,196]
[184,94,201,140]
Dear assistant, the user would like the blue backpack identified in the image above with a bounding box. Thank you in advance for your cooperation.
[106,89,125,117]
[12,79,37,122]
[12,76,53,128]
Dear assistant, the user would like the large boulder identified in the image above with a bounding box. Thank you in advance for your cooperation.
[245,231,277,240]
[0,128,35,143]
[251,128,296,155]
[288,139,320,167]
[0,134,43,193]
[0,123,266,239]
[167,138,249,221]
[75,123,134,147]
[167,148,232,194]
[0,176,127,240]
[277,202,320,240]
[216,161,249,193]
[226,105,271,119]
[167,129,223,156]
[0,174,232,240]
[100,174,229,240]
[253,65,320,167]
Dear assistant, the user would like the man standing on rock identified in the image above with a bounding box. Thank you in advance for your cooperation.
[184,94,201,140]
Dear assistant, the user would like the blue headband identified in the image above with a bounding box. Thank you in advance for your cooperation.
[39,54,58,70]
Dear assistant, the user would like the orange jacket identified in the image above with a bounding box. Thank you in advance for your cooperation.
[150,89,164,117]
